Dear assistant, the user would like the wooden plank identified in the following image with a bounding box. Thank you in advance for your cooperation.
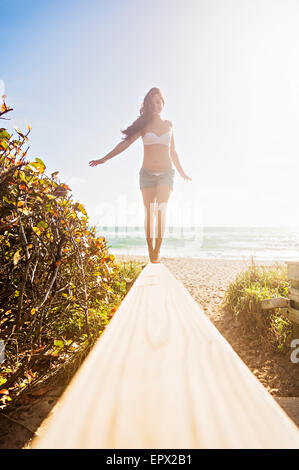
[288,263,299,282]
[260,297,289,310]
[287,306,299,325]
[293,324,299,340]
[289,288,299,303]
[31,263,299,449]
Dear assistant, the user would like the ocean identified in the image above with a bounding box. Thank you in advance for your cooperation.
[93,226,299,261]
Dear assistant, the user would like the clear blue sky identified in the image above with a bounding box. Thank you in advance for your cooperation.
[2,0,299,227]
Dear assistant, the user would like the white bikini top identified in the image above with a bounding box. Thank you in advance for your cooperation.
[142,127,172,147]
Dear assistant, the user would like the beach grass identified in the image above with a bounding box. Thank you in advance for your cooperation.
[223,260,292,351]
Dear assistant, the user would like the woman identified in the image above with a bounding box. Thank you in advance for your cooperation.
[89,87,192,263]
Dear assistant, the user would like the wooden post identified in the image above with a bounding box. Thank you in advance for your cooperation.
[287,262,299,341]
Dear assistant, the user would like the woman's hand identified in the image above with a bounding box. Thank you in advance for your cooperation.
[89,157,108,167]
[180,171,192,182]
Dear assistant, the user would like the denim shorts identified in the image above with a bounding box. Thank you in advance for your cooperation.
[139,167,175,190]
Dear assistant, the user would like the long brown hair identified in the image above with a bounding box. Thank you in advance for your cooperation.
[120,87,165,142]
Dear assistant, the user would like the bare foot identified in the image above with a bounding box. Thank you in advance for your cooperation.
[148,247,155,263]
[151,250,161,263]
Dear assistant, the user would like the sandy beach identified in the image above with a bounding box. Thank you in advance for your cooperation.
[114,254,299,398]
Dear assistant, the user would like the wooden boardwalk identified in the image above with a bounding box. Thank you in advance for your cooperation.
[32,262,299,449]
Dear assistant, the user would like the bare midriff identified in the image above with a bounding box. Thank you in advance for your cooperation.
[141,139,173,173]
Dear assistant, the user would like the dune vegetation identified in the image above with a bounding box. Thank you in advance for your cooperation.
[224,258,292,352]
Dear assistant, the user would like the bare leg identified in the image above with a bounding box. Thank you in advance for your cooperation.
[153,184,172,262]
[141,187,157,262]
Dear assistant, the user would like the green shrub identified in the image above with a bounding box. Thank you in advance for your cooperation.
[223,259,292,352]
[0,98,143,406]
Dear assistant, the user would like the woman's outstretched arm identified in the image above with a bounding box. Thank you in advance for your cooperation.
[89,130,141,167]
